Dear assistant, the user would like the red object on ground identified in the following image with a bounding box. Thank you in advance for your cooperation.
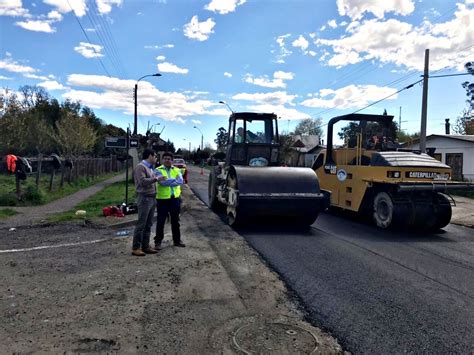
[102,206,124,217]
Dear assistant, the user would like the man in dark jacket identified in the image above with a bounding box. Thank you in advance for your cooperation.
[132,149,164,256]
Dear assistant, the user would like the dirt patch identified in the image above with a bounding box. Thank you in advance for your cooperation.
[0,188,342,353]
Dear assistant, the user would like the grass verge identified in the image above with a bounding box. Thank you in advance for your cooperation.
[0,208,18,219]
[0,171,125,207]
[47,180,136,223]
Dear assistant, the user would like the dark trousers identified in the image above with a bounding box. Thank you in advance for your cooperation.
[132,195,156,250]
[155,197,181,245]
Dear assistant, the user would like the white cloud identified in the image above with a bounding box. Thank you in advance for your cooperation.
[47,10,62,20]
[224,72,232,78]
[249,104,311,120]
[244,71,294,88]
[301,84,398,109]
[205,0,246,14]
[336,0,415,20]
[191,119,202,125]
[0,75,12,80]
[74,42,104,58]
[183,15,215,41]
[43,0,87,17]
[316,4,474,71]
[37,80,67,91]
[64,74,222,122]
[0,56,37,73]
[328,19,337,28]
[24,73,50,80]
[156,55,166,61]
[292,35,309,51]
[275,34,293,63]
[233,91,297,106]
[157,62,189,74]
[15,20,55,32]
[0,0,30,17]
[145,44,174,49]
[96,0,122,14]
[320,25,326,31]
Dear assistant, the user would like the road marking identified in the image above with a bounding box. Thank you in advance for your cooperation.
[0,237,125,254]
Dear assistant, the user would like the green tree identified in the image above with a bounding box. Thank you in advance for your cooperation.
[397,130,420,144]
[51,112,97,157]
[454,62,473,135]
[453,108,474,135]
[214,127,228,151]
[338,121,398,148]
[293,118,323,136]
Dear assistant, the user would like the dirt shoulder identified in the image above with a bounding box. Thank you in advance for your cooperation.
[451,195,474,228]
[0,186,342,354]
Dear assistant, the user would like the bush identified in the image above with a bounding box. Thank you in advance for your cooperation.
[24,185,45,205]
[0,193,18,206]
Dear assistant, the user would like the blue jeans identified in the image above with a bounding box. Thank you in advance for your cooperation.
[132,195,156,250]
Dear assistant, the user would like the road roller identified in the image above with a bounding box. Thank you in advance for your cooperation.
[313,113,474,230]
[208,112,330,227]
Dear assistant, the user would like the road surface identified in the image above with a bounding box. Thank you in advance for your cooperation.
[187,165,474,354]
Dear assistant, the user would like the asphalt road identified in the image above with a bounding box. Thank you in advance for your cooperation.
[187,165,474,354]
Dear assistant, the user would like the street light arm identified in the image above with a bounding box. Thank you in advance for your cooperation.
[137,73,162,83]
[193,125,203,135]
[219,100,234,113]
[133,73,162,135]
[193,126,204,150]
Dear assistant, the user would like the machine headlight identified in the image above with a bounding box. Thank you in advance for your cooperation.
[387,171,401,178]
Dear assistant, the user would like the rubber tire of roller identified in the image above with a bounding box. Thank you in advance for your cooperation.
[373,192,394,229]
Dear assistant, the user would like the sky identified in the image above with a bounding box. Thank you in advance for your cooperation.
[0,0,473,151]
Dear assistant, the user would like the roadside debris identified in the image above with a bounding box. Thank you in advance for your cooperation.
[115,230,129,237]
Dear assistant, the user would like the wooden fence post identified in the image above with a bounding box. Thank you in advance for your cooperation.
[60,160,66,187]
[16,175,21,200]
[36,153,42,188]
[49,168,55,191]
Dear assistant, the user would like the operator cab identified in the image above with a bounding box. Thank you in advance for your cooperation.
[226,112,280,167]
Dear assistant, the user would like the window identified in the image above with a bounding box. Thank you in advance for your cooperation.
[246,120,269,143]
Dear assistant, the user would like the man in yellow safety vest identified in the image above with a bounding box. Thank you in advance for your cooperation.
[154,152,185,248]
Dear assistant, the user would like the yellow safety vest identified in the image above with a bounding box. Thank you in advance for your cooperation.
[155,165,182,199]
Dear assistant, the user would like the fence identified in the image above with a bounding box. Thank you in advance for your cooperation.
[2,154,129,199]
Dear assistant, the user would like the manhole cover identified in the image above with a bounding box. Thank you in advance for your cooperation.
[233,322,318,354]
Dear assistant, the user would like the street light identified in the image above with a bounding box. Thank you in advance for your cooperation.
[134,73,161,135]
[193,126,203,150]
[219,100,234,113]
[183,138,191,152]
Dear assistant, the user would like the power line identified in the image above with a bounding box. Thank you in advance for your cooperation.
[352,79,423,114]
[67,0,111,77]
[430,73,472,78]
[85,10,120,77]
[89,1,128,78]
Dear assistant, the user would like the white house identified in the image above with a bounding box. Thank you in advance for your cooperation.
[286,135,323,167]
[405,135,474,181]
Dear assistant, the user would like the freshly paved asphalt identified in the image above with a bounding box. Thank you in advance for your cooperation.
[188,165,474,354]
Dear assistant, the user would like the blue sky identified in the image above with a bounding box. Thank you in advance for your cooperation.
[1,0,473,150]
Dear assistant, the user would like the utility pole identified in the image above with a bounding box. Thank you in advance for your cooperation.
[420,49,429,153]
[125,127,130,205]
[399,106,402,131]
[133,84,138,135]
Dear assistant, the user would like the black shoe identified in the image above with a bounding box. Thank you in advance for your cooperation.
[174,242,186,247]
[154,243,162,250]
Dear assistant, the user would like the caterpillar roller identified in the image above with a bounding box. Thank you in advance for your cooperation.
[208,112,330,227]
[313,113,473,230]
